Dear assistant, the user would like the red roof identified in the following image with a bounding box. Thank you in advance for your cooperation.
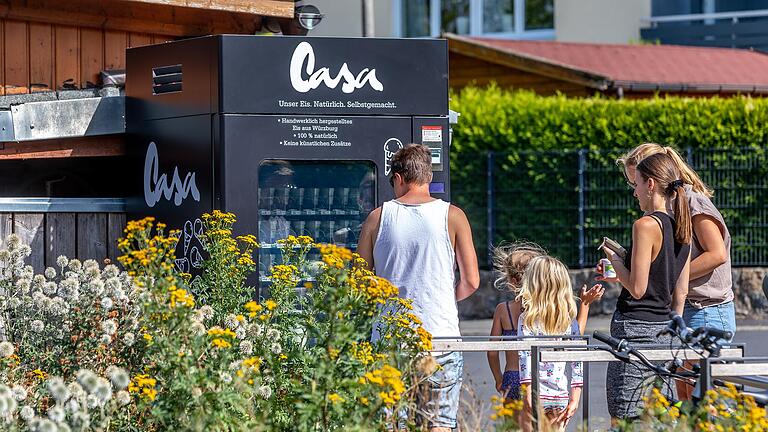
[458,36,768,92]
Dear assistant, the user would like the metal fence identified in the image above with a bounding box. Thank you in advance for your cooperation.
[451,147,768,269]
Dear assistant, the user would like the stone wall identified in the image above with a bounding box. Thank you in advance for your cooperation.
[458,267,768,320]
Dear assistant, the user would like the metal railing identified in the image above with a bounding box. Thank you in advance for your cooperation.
[452,147,768,269]
[639,9,768,50]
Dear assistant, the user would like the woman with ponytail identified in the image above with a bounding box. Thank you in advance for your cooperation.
[617,144,736,341]
[597,152,692,422]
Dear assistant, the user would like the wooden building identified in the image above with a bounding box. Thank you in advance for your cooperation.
[0,0,294,270]
[447,33,768,98]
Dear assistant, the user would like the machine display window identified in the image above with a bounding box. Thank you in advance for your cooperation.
[257,160,376,283]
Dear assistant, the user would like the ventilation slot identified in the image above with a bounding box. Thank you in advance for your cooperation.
[152,64,182,95]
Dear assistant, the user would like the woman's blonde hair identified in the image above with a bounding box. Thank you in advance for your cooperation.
[516,256,576,335]
[617,143,713,198]
[492,242,546,293]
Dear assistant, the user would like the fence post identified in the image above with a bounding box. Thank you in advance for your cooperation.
[686,146,693,165]
[577,149,586,268]
[487,151,495,266]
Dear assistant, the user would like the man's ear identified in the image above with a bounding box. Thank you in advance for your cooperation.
[393,173,403,185]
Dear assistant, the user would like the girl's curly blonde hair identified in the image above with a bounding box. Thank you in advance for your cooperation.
[492,241,546,294]
[517,255,577,335]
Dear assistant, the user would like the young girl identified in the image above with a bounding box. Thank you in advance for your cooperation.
[517,255,584,432]
[487,243,602,403]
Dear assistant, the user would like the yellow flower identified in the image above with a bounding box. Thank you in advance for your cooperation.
[169,288,195,308]
[359,365,405,406]
[143,333,153,343]
[270,265,298,283]
[32,369,46,380]
[327,393,344,404]
[328,348,340,360]
[235,315,245,322]
[129,374,158,401]
[211,338,231,349]
[263,300,278,311]
[207,327,237,339]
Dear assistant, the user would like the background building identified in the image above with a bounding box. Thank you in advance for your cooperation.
[310,0,768,49]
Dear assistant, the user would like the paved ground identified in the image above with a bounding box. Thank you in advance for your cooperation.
[456,317,768,431]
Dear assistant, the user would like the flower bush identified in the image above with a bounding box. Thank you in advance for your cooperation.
[0,211,432,431]
[617,383,768,432]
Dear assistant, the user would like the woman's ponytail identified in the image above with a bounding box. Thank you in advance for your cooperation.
[669,180,692,244]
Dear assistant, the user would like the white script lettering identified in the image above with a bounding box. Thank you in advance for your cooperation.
[290,41,384,94]
[144,141,201,207]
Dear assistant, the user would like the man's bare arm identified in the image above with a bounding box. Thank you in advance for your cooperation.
[356,207,382,271]
[449,205,480,301]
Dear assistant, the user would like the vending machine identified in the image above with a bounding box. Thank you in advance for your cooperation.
[126,35,449,289]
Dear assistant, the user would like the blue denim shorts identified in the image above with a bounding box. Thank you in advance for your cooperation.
[683,301,736,343]
[421,351,464,429]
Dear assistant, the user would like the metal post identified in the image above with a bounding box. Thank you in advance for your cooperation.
[686,146,693,166]
[582,361,590,431]
[487,151,495,266]
[531,345,540,431]
[361,0,375,37]
[577,149,586,268]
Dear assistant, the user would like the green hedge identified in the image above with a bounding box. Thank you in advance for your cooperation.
[448,86,768,268]
[450,85,768,153]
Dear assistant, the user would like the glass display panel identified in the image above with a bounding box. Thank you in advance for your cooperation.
[402,0,432,37]
[257,160,376,283]
[524,0,554,30]
[442,0,471,34]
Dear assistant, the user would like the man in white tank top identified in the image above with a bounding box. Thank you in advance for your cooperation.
[357,144,480,431]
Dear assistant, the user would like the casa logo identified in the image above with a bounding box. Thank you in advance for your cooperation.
[144,141,200,207]
[290,41,384,94]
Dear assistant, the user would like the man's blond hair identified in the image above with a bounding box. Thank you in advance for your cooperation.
[390,144,433,185]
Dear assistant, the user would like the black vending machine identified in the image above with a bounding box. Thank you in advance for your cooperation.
[126,35,449,290]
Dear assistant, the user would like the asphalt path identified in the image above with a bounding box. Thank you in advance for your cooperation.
[456,317,768,431]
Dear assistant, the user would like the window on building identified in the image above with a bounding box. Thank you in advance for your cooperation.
[399,0,553,38]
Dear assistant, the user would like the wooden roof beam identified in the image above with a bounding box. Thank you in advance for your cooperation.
[446,33,610,90]
[124,0,294,18]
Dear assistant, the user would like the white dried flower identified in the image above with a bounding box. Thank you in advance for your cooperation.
[20,405,34,421]
[48,405,65,422]
[0,341,15,357]
[267,329,280,340]
[36,419,58,432]
[249,322,263,338]
[43,281,57,295]
[100,319,118,335]
[52,297,68,316]
[44,267,56,280]
[235,327,247,340]
[33,274,46,288]
[58,278,80,301]
[270,342,282,354]
[8,297,21,309]
[76,370,98,393]
[56,255,69,269]
[67,382,85,399]
[30,320,44,333]
[5,234,21,249]
[190,321,206,336]
[58,424,72,432]
[15,278,31,293]
[116,390,131,406]
[107,367,130,390]
[257,385,272,399]
[88,279,105,296]
[93,377,112,403]
[219,372,232,384]
[239,340,254,356]
[71,411,90,428]
[103,265,119,279]
[199,305,214,320]
[224,314,238,329]
[0,386,17,415]
[12,385,27,401]
[122,332,135,347]
[191,388,202,398]
[83,259,99,270]
[99,334,112,345]
[100,297,113,311]
[86,394,100,409]
[47,377,70,402]
[68,259,82,272]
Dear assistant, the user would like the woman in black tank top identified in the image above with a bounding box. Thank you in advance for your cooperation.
[597,152,692,422]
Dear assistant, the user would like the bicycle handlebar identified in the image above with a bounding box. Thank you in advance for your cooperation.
[592,331,628,352]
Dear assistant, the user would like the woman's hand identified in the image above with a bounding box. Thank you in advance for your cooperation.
[580,284,605,306]
[594,247,620,283]
[495,378,506,394]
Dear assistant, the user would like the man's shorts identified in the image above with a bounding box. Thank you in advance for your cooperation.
[420,351,464,429]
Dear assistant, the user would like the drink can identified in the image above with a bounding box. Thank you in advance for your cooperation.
[600,258,616,278]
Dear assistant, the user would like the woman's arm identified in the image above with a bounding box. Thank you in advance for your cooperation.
[487,306,504,392]
[607,217,660,299]
[690,214,728,280]
[673,249,692,315]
